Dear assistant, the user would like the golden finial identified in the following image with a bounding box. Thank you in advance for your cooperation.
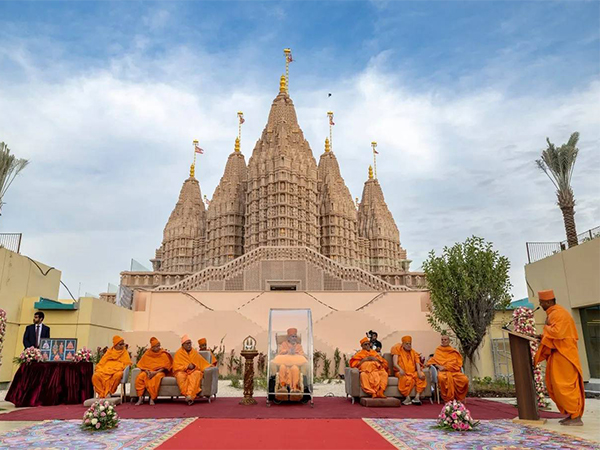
[235,137,240,153]
[279,75,286,93]
[324,137,331,153]
[190,163,195,178]
[368,165,374,179]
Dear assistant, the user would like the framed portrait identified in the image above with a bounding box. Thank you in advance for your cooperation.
[40,338,78,362]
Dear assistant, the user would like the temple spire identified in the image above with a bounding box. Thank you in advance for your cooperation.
[324,137,331,153]
[368,165,374,179]
[279,75,286,93]
[235,137,241,153]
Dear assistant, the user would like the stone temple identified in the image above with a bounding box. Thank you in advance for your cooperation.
[119,75,424,294]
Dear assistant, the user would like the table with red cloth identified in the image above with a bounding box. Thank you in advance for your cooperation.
[5,362,93,407]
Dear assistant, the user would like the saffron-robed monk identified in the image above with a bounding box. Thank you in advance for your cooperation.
[349,337,388,398]
[426,335,469,402]
[534,289,585,426]
[92,335,132,398]
[271,327,307,401]
[391,335,426,405]
[198,338,218,366]
[173,334,211,405]
[135,337,173,406]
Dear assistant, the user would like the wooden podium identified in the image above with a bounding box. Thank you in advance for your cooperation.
[506,329,544,422]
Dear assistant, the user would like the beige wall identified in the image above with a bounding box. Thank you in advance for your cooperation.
[525,237,600,380]
[124,290,439,376]
[0,248,61,383]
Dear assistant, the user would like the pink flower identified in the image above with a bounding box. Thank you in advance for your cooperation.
[451,413,457,420]
[95,423,101,429]
[85,419,90,424]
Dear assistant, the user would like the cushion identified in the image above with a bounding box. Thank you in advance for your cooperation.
[160,376,178,386]
[360,397,402,407]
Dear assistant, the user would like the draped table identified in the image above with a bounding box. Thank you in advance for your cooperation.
[5,362,94,407]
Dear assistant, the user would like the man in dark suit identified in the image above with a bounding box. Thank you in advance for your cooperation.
[23,311,50,348]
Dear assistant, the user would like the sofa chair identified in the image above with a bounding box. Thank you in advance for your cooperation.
[131,350,218,403]
[344,352,432,404]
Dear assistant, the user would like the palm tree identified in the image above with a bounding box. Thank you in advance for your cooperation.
[0,142,29,217]
[536,132,580,248]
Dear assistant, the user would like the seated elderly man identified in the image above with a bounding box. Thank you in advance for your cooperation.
[271,328,308,401]
[391,335,426,405]
[349,337,388,398]
[173,335,211,405]
[426,334,469,403]
[92,335,131,398]
[135,337,173,406]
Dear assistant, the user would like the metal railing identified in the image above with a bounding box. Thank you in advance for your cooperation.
[0,233,22,253]
[526,226,599,264]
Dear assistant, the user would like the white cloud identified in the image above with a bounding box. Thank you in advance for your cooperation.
[1,35,598,300]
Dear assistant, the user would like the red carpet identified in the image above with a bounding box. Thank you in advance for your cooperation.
[0,397,562,421]
[157,419,395,450]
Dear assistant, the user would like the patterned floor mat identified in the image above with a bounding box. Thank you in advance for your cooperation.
[0,418,194,449]
[364,418,600,450]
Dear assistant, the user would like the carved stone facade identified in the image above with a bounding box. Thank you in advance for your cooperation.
[122,75,423,292]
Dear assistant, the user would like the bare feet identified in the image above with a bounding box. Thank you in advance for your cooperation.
[135,397,144,406]
[561,417,583,426]
[185,395,194,406]
[558,415,570,424]
[149,399,155,406]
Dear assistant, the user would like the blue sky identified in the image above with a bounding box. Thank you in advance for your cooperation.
[1,1,599,299]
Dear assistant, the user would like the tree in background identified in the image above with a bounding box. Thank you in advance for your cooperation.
[0,142,29,217]
[422,236,512,374]
[536,132,580,248]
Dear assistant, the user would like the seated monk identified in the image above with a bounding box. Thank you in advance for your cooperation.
[198,338,218,366]
[271,327,308,401]
[426,334,469,402]
[173,335,211,405]
[135,337,173,406]
[349,337,388,398]
[391,335,426,405]
[92,335,131,398]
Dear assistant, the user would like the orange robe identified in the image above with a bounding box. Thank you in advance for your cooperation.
[349,349,389,397]
[534,304,585,419]
[92,347,132,398]
[272,341,307,390]
[173,347,211,398]
[135,349,173,400]
[391,344,426,396]
[426,346,469,402]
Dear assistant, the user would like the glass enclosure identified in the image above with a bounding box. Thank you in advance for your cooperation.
[267,308,313,406]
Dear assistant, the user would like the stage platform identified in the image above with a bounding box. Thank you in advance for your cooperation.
[0,397,563,421]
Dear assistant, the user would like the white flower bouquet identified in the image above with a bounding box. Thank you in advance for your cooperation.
[81,400,119,431]
[13,346,43,366]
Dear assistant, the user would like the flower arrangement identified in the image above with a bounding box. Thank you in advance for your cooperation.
[81,400,119,431]
[513,307,549,408]
[13,346,43,366]
[0,309,7,370]
[73,347,93,363]
[435,400,479,431]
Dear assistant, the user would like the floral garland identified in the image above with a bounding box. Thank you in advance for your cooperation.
[73,347,93,362]
[512,306,549,408]
[13,346,43,366]
[0,309,6,370]
[82,400,119,431]
[435,400,479,431]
